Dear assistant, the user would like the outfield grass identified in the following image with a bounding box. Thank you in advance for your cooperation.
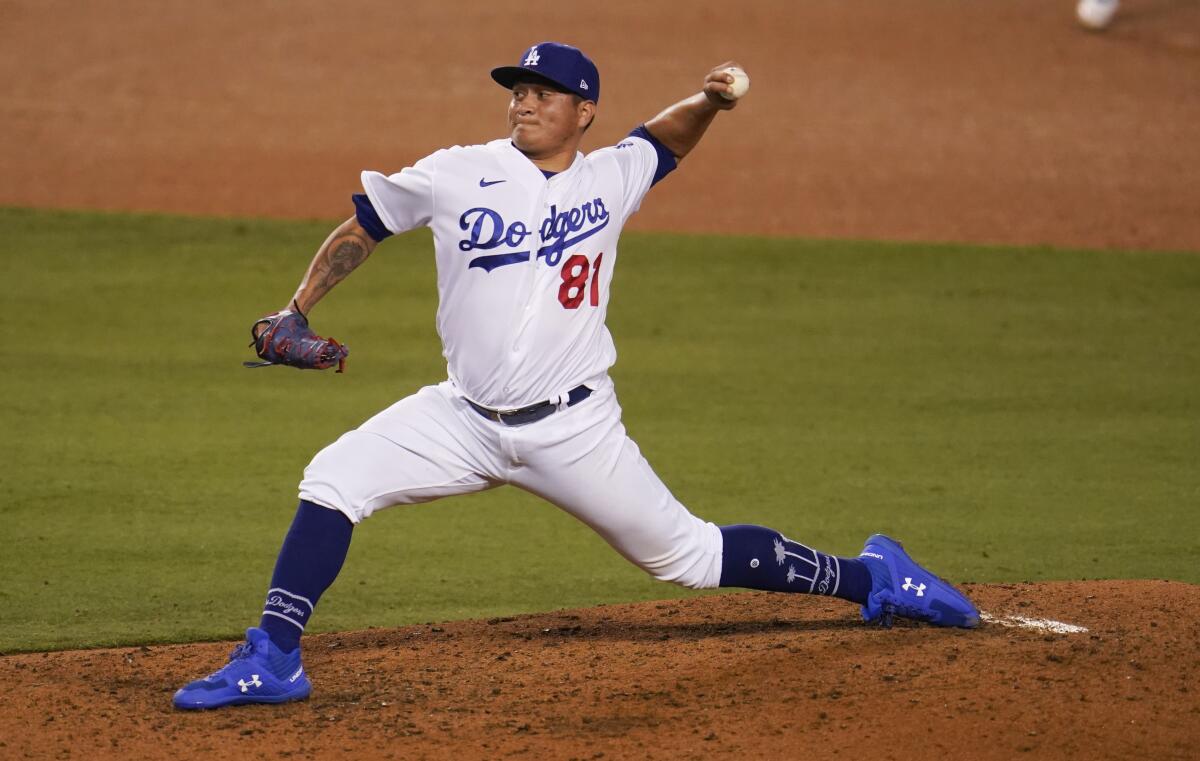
[1,207,1197,653]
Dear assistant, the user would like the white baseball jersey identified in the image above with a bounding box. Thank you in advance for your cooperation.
[300,131,724,591]
[361,135,663,410]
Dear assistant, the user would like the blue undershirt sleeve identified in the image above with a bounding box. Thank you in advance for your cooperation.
[628,124,678,186]
[352,193,393,243]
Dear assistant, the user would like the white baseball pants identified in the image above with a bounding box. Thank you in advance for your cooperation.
[299,379,724,589]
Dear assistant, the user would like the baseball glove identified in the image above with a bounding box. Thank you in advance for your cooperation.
[243,301,349,372]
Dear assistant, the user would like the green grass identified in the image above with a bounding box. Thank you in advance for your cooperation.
[1,206,1197,653]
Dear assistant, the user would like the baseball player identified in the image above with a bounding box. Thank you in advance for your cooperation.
[173,42,980,710]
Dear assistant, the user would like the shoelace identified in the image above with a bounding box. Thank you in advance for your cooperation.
[193,640,256,682]
[227,641,255,662]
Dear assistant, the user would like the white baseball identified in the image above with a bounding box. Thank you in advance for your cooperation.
[719,66,750,101]
[1076,0,1118,30]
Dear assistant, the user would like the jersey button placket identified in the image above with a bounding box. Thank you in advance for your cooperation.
[507,183,550,374]
[498,180,546,394]
[519,187,556,330]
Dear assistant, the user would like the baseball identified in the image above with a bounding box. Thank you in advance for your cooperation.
[720,66,750,101]
[1076,0,1118,30]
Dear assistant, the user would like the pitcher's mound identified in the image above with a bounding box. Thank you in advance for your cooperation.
[1,580,1196,760]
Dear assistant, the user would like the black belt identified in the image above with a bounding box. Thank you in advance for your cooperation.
[467,385,592,426]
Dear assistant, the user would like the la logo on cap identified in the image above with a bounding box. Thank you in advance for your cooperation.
[523,46,540,66]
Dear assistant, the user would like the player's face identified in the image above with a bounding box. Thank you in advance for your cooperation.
[507,81,593,158]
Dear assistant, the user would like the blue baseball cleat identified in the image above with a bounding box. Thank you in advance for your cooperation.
[173,627,311,709]
[858,534,980,629]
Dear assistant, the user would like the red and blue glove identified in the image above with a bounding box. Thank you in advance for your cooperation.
[244,302,348,372]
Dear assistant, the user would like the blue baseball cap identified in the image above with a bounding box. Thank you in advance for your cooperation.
[491,42,600,103]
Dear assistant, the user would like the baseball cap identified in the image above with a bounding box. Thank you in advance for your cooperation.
[491,42,600,103]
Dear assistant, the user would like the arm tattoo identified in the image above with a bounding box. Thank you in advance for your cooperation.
[293,222,376,312]
[318,232,371,292]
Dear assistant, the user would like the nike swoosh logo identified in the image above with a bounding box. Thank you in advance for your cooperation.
[479,178,506,187]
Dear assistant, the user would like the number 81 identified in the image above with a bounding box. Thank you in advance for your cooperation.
[557,252,604,309]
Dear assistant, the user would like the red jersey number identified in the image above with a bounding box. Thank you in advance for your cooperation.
[558,252,604,309]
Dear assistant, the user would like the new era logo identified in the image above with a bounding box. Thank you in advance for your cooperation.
[523,47,540,66]
[579,79,589,90]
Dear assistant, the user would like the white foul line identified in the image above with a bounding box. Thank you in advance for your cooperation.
[980,612,1088,634]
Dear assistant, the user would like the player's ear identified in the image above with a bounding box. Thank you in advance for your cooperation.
[577,99,596,132]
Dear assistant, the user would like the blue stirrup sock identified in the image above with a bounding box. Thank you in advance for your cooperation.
[259,500,354,653]
[718,524,873,604]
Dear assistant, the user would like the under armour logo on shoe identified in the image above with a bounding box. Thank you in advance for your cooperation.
[523,47,540,66]
[238,675,263,693]
[902,578,926,597]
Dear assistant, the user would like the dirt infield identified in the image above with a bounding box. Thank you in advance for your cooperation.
[1,582,1197,760]
[2,0,1199,252]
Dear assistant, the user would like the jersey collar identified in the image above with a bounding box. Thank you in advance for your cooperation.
[492,138,583,191]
